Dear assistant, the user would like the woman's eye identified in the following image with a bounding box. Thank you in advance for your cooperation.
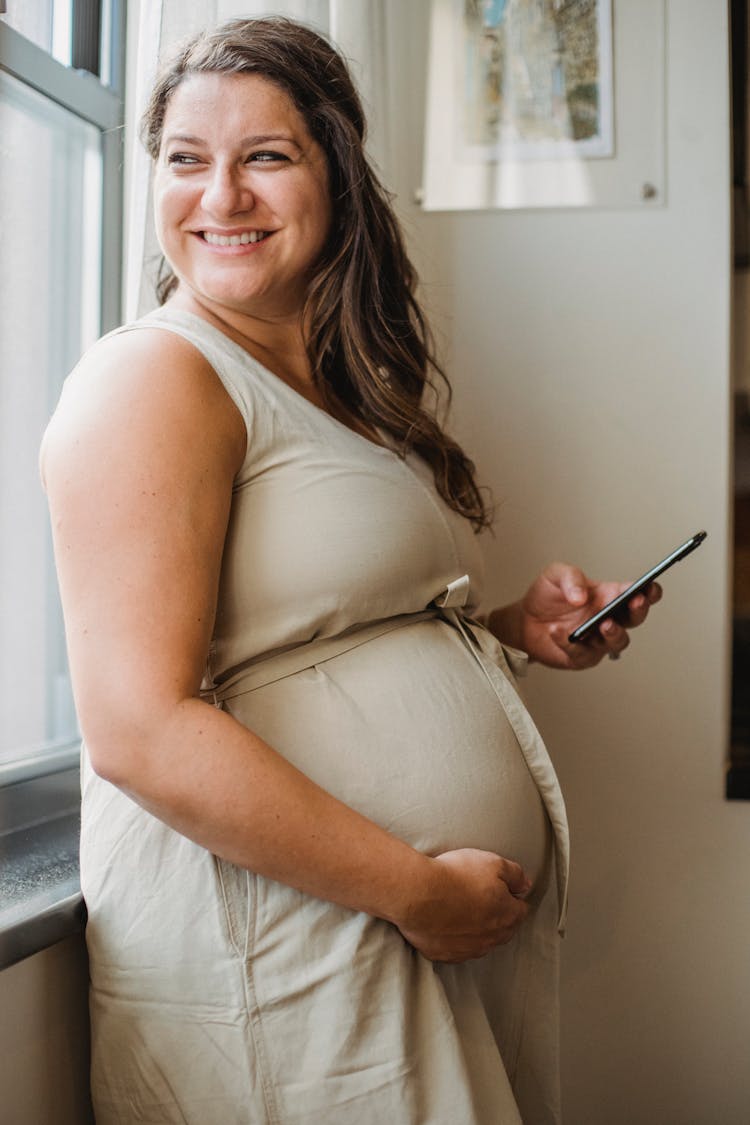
[167,153,200,167]
[248,151,289,164]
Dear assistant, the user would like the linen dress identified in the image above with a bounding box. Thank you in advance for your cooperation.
[78,306,570,1125]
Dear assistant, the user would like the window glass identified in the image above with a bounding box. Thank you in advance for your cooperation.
[2,1,73,68]
[0,69,102,767]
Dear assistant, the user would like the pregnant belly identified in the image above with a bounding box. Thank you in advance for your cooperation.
[224,619,550,885]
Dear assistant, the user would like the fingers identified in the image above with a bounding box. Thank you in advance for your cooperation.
[544,561,590,608]
[597,580,663,658]
[497,885,531,935]
[550,620,624,668]
[405,892,530,963]
[488,891,530,949]
[600,618,630,657]
[400,849,534,962]
[619,579,663,624]
[497,856,533,899]
[549,622,607,668]
[531,565,665,670]
[562,579,589,609]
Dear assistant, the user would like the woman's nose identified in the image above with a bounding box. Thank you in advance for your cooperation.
[202,163,253,217]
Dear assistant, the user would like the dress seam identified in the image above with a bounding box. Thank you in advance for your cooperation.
[243,871,283,1125]
[394,455,464,578]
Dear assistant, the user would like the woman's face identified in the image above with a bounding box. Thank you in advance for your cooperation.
[153,72,332,320]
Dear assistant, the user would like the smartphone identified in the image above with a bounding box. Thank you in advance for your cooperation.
[568,530,707,644]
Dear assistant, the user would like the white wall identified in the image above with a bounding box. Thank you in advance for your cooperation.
[379,2,746,1122]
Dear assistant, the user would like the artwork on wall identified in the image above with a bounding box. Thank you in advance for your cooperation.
[459,0,613,163]
[421,0,665,211]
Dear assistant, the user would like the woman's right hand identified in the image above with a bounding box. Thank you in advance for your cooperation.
[396,848,532,963]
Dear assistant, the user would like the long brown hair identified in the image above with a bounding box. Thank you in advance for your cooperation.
[141,17,491,530]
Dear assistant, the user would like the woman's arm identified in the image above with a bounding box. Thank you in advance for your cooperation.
[484,562,662,669]
[41,328,528,963]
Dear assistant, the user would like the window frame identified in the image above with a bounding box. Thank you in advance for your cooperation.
[0,7,125,787]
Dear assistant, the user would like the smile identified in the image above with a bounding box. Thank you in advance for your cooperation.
[202,230,271,246]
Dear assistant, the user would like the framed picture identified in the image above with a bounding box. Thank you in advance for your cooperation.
[422,0,665,210]
[460,0,613,162]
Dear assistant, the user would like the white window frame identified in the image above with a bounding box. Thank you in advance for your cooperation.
[0,5,124,787]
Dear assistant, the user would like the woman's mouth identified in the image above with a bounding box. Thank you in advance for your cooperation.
[201,230,271,246]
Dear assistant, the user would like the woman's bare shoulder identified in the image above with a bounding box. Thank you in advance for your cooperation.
[41,323,246,484]
[63,322,226,402]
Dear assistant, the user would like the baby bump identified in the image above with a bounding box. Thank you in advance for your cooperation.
[223,620,550,884]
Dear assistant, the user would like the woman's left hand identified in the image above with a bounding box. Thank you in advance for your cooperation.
[511,561,662,670]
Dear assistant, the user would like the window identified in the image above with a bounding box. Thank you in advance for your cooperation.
[0,3,124,785]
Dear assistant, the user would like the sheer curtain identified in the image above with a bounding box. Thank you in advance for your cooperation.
[125,0,389,319]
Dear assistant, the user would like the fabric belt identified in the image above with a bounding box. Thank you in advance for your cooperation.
[201,609,440,703]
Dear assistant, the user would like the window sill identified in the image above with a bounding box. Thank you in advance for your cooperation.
[0,767,85,970]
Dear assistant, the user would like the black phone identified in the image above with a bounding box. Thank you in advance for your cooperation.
[567,530,707,644]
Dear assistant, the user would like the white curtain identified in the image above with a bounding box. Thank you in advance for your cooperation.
[125,0,390,320]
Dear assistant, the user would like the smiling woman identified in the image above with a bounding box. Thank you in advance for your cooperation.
[39,15,659,1125]
[152,73,332,325]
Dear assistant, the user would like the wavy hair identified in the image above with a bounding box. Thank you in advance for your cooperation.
[141,17,491,530]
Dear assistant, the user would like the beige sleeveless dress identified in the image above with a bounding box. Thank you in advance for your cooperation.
[79,306,570,1124]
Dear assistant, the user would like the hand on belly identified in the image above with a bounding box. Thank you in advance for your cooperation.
[396,847,532,963]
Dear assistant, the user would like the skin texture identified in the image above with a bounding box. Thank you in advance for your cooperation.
[41,73,657,963]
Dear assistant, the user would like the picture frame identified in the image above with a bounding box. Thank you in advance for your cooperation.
[421,0,665,211]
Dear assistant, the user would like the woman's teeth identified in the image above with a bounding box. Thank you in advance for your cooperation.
[203,231,269,246]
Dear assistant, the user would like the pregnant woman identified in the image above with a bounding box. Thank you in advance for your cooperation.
[41,17,658,1125]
